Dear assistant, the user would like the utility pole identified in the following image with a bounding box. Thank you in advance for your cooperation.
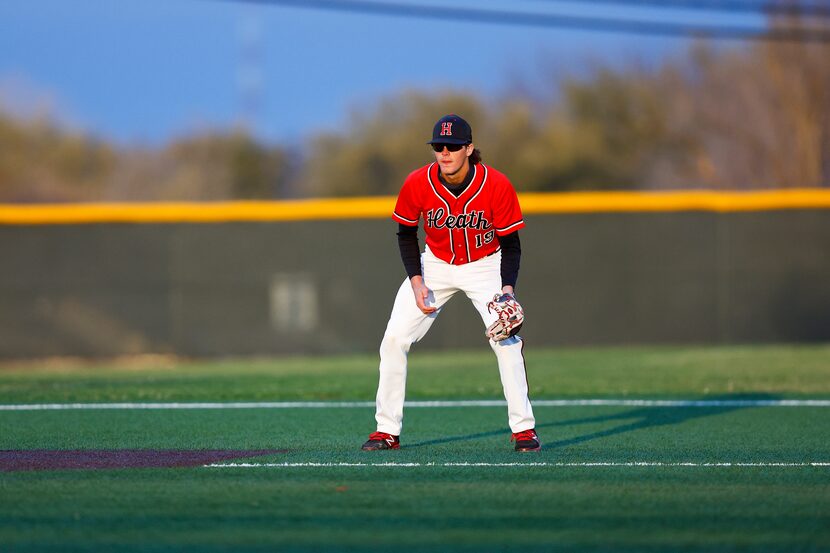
[237,8,264,136]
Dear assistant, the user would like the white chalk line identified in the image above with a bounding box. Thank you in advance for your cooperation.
[205,461,830,468]
[2,399,830,411]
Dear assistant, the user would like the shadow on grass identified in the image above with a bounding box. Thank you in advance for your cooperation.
[405,394,781,450]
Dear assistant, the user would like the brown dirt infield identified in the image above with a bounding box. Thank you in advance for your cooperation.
[0,449,287,472]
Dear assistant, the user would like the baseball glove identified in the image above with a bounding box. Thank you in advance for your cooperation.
[485,293,524,342]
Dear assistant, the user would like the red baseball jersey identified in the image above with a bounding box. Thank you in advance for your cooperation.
[392,162,525,265]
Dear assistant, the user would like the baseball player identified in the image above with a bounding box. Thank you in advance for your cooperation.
[361,114,540,452]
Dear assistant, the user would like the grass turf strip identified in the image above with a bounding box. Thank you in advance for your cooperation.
[207,462,830,467]
[4,398,830,410]
[2,344,830,402]
[1,345,829,551]
[1,404,829,551]
[2,466,827,552]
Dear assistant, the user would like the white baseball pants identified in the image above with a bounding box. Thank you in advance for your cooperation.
[374,246,536,436]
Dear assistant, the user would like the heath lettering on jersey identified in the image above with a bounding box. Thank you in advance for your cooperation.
[425,208,490,230]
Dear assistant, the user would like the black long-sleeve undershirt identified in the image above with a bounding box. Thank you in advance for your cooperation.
[497,230,521,289]
[397,223,422,278]
[396,223,521,289]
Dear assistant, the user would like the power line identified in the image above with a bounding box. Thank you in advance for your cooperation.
[528,0,830,18]
[213,0,830,42]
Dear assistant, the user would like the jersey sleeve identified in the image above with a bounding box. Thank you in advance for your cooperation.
[392,173,421,226]
[491,175,525,236]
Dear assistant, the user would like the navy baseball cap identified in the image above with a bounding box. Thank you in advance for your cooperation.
[427,114,473,145]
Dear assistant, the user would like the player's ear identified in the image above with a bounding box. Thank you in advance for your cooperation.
[466,143,474,156]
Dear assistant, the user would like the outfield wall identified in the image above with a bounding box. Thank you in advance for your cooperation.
[1,192,829,359]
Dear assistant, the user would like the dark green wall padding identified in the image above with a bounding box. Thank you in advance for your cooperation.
[2,211,828,359]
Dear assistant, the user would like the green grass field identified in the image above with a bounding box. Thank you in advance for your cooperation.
[1,344,829,552]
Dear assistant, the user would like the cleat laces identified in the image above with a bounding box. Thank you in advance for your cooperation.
[369,431,396,444]
[511,429,537,443]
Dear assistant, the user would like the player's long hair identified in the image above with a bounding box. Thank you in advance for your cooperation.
[470,148,482,165]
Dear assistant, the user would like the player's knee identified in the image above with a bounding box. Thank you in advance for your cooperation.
[380,332,413,357]
[489,335,522,349]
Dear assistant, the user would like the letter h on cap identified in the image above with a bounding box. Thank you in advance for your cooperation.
[440,122,453,136]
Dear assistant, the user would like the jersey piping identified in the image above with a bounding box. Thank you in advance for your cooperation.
[496,218,524,234]
[393,211,418,225]
[462,164,488,262]
[426,162,457,264]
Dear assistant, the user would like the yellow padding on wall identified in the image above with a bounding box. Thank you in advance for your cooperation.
[0,197,396,225]
[1,189,829,225]
[520,189,830,213]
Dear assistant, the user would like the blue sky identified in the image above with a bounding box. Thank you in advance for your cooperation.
[0,0,759,145]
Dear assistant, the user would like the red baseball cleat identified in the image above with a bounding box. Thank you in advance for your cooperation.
[512,429,541,452]
[361,431,400,451]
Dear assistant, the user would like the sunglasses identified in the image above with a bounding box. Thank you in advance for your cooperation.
[431,143,467,152]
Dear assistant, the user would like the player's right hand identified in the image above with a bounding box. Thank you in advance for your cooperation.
[410,276,437,314]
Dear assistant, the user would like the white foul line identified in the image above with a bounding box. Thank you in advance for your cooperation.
[2,399,830,411]
[204,461,830,468]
